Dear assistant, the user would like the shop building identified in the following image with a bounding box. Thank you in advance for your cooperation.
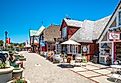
[29,25,45,53]
[70,17,110,61]
[98,1,121,64]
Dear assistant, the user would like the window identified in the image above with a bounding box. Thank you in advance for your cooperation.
[62,27,67,38]
[118,11,121,25]
[56,44,61,53]
[67,45,70,54]
[71,45,78,54]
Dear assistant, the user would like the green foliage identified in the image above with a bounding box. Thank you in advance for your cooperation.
[0,40,4,46]
[0,63,6,69]
[82,56,87,63]
[15,79,27,83]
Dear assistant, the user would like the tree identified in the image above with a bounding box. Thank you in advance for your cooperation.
[0,40,4,46]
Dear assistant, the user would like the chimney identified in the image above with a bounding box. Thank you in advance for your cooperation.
[65,14,71,20]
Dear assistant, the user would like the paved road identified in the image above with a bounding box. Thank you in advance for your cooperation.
[21,51,94,83]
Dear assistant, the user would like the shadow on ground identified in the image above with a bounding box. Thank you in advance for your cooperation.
[57,64,74,68]
[107,77,121,83]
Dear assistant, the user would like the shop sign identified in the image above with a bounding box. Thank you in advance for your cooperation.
[108,32,120,40]
[82,46,88,53]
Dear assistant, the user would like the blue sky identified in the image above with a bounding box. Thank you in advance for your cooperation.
[0,0,119,43]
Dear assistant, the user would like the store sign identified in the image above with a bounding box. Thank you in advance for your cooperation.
[108,32,120,40]
[82,46,88,53]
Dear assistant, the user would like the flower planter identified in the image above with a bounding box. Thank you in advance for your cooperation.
[19,58,26,61]
[0,67,13,83]
[12,68,23,79]
[7,79,30,83]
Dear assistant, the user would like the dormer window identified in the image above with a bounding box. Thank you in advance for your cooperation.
[118,11,121,25]
[62,27,67,39]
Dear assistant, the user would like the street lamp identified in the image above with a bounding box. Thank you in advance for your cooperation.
[5,31,8,49]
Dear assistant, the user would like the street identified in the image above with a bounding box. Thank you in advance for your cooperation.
[21,51,94,83]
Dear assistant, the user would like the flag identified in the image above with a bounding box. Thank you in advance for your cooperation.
[6,38,10,44]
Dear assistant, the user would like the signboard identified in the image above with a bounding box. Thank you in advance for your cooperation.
[6,38,10,44]
[82,46,88,53]
[108,32,120,40]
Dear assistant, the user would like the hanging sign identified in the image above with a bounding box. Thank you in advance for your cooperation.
[82,46,88,53]
[108,32,120,40]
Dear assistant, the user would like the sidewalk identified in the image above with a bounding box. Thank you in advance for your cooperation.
[69,62,119,83]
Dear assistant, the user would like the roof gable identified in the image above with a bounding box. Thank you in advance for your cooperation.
[44,25,61,42]
[70,16,110,42]
[30,30,38,36]
[62,18,83,27]
[30,25,45,37]
[36,25,45,36]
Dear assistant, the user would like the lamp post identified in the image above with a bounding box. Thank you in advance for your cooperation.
[5,31,8,49]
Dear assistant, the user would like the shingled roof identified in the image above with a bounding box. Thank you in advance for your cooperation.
[44,24,61,42]
[63,18,83,28]
[30,30,38,36]
[30,25,45,36]
[70,16,111,42]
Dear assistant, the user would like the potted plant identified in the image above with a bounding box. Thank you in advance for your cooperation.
[0,63,6,68]
[0,63,13,83]
[7,78,30,83]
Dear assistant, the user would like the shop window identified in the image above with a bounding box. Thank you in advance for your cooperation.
[56,44,61,53]
[67,45,70,54]
[70,45,78,54]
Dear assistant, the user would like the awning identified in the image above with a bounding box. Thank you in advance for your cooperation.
[61,40,80,45]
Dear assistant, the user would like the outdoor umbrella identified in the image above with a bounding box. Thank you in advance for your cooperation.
[61,39,80,45]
